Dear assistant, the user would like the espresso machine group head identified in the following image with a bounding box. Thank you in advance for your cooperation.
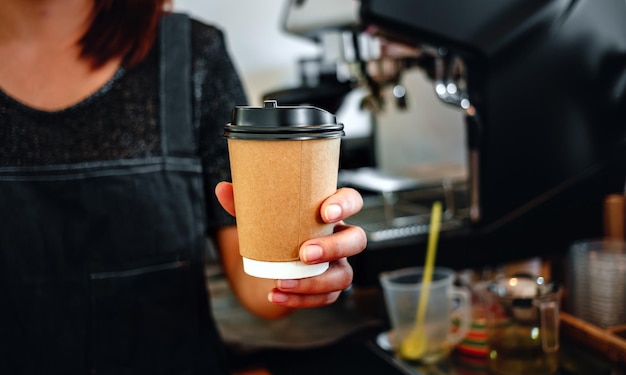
[278,0,626,274]
[356,0,626,266]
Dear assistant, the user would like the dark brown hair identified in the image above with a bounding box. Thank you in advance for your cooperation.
[80,0,171,69]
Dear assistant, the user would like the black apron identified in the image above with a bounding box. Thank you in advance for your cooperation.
[0,14,230,375]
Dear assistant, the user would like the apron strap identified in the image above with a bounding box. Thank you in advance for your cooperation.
[159,13,194,157]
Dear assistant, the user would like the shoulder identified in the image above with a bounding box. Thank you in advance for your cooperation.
[161,13,230,56]
[187,16,229,56]
[185,15,244,94]
[189,16,225,38]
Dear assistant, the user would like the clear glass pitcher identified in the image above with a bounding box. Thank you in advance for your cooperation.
[484,274,561,375]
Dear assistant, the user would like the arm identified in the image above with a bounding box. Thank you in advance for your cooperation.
[214,182,367,319]
[215,225,292,319]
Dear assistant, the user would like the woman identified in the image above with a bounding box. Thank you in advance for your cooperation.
[0,1,367,373]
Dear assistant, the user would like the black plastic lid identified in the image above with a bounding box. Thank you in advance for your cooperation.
[224,100,344,140]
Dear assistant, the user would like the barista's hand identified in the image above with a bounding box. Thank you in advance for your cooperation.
[268,187,366,308]
[215,182,367,308]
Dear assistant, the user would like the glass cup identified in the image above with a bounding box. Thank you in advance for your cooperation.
[379,267,471,364]
[485,274,561,375]
[567,239,626,329]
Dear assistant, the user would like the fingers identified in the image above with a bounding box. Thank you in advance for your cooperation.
[214,181,236,216]
[217,184,366,309]
[272,187,366,308]
[320,187,363,223]
[268,258,354,308]
[300,223,367,264]
[216,185,364,224]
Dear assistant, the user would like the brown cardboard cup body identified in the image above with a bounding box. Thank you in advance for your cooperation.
[228,137,340,279]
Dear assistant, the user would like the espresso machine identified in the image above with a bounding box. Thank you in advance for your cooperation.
[271,0,626,285]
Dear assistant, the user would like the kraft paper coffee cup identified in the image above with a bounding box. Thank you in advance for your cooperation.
[224,100,344,279]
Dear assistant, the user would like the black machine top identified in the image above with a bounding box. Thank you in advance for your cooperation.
[360,0,573,59]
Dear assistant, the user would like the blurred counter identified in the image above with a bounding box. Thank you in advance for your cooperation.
[207,272,622,375]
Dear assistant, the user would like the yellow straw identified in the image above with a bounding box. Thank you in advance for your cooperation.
[416,200,442,328]
[400,200,443,360]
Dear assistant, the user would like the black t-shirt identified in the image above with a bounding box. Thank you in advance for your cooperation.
[0,18,246,232]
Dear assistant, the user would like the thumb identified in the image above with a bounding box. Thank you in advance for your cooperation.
[215,181,236,217]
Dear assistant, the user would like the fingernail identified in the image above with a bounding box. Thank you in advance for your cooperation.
[303,245,323,262]
[268,291,288,303]
[278,279,298,289]
[324,204,342,222]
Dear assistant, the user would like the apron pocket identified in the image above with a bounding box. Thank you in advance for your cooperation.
[89,260,198,374]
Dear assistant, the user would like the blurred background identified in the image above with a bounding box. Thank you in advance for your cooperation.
[173,0,466,176]
[175,2,626,372]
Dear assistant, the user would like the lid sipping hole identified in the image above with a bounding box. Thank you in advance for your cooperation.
[264,100,278,108]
